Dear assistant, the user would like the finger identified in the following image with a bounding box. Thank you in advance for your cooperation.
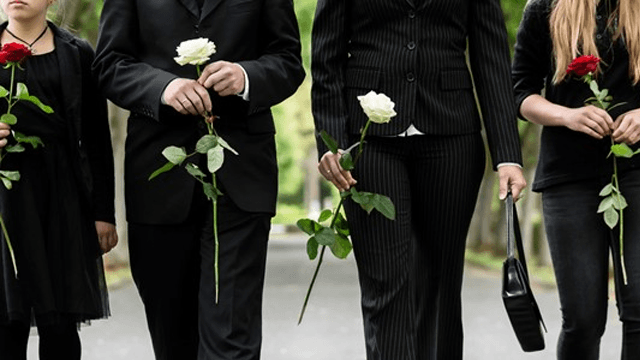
[0,139,6,148]
[499,175,509,200]
[580,124,604,139]
[612,116,630,138]
[194,85,213,114]
[327,159,352,189]
[198,62,224,86]
[587,112,612,136]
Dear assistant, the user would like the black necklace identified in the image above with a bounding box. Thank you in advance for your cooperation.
[4,25,48,50]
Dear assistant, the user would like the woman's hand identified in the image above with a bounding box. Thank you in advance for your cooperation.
[95,221,118,254]
[612,109,640,145]
[0,122,10,148]
[560,105,613,139]
[318,151,357,192]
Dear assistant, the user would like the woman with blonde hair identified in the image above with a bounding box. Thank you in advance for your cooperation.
[0,0,117,359]
[513,0,640,358]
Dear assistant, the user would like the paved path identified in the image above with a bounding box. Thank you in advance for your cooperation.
[28,233,622,359]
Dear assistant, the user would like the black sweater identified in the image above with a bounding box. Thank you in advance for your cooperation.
[512,0,640,191]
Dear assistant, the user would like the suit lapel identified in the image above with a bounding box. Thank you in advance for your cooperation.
[177,0,200,18]
[200,0,223,21]
[405,0,415,8]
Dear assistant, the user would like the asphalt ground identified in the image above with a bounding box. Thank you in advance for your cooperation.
[27,232,622,359]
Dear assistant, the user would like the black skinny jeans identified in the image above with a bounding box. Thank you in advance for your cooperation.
[542,170,640,360]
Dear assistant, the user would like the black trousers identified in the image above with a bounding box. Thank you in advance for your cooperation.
[542,171,640,360]
[0,320,81,360]
[128,193,270,360]
[344,133,485,360]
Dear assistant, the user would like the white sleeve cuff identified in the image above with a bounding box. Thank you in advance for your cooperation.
[236,64,250,101]
[497,162,522,169]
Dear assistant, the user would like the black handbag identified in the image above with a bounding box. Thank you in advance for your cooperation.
[501,193,547,352]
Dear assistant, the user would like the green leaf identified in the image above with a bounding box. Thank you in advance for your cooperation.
[0,177,11,190]
[339,152,354,171]
[320,130,339,154]
[185,163,206,179]
[314,226,336,246]
[589,81,601,97]
[202,182,221,201]
[0,170,20,181]
[603,207,619,229]
[5,144,24,153]
[612,194,628,211]
[196,135,218,154]
[306,237,319,260]
[372,194,396,220]
[162,146,187,165]
[217,137,239,155]
[0,86,8,98]
[351,189,375,214]
[207,146,224,173]
[599,183,614,196]
[148,161,175,180]
[318,209,332,223]
[329,234,352,259]
[24,95,53,114]
[14,132,43,148]
[611,143,635,158]
[296,218,317,236]
[0,113,17,125]
[597,196,614,213]
[334,212,350,236]
[15,82,28,99]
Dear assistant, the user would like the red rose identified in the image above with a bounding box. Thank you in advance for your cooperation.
[0,43,31,64]
[566,55,601,77]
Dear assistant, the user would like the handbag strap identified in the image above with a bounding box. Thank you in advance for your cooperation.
[506,192,529,275]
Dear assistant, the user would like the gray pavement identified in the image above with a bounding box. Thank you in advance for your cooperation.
[28,232,623,359]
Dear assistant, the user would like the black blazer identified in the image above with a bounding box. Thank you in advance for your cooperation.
[93,0,304,224]
[0,22,116,224]
[312,0,522,168]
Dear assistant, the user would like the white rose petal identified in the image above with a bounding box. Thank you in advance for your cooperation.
[357,91,397,124]
[174,38,217,66]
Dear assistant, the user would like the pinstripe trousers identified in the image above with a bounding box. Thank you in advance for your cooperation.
[344,133,486,360]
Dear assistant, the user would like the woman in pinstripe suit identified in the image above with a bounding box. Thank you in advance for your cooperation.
[311,0,526,359]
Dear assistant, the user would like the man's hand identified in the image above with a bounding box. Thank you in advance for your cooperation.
[318,151,357,192]
[198,61,245,97]
[95,221,118,254]
[162,78,212,116]
[0,122,10,148]
[498,165,527,201]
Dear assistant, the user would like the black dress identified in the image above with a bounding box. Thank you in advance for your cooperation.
[0,50,109,327]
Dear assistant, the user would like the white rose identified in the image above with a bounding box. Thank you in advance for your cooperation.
[357,91,397,124]
[174,38,217,66]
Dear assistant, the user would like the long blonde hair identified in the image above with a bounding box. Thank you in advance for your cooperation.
[549,0,640,84]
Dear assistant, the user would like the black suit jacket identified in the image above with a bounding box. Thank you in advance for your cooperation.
[312,0,522,168]
[93,0,304,225]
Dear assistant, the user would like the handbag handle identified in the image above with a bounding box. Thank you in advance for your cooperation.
[506,192,529,275]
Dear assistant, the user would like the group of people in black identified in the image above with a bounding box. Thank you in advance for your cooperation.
[0,0,638,359]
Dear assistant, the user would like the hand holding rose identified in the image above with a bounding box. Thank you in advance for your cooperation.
[0,122,10,148]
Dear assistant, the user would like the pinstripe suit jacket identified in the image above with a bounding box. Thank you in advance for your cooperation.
[311,0,522,168]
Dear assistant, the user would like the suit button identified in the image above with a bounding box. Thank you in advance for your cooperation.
[406,72,416,82]
[407,41,416,50]
[194,24,200,34]
[408,10,416,19]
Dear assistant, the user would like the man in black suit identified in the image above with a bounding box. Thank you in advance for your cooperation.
[93,1,304,359]
[312,0,526,359]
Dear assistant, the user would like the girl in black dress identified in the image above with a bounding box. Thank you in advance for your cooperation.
[0,0,117,359]
[513,0,640,358]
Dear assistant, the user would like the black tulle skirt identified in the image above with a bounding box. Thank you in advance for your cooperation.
[0,115,109,327]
